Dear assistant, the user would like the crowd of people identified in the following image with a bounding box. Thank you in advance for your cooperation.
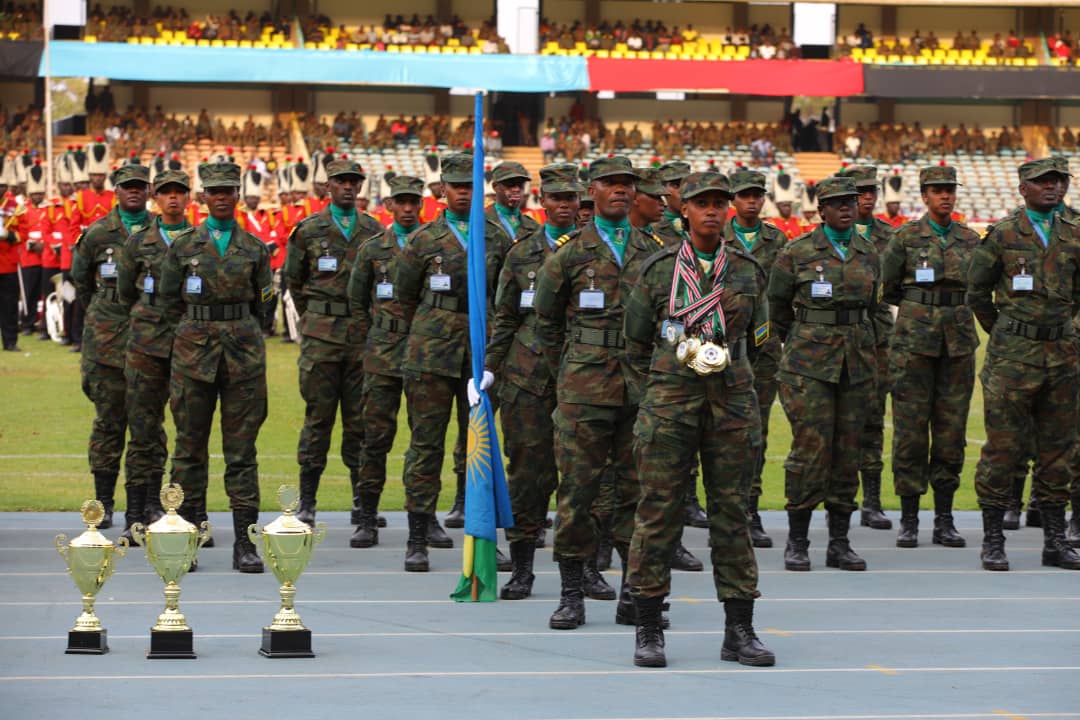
[837,25,1037,60]
[0,3,42,41]
[839,122,1028,164]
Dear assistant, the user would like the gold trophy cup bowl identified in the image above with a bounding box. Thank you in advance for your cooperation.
[130,484,209,659]
[249,485,327,658]
[55,500,128,654]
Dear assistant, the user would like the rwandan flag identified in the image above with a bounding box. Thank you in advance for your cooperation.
[451,92,515,602]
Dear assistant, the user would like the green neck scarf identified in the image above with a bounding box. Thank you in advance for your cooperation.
[1025,208,1054,246]
[544,223,574,247]
[205,215,235,255]
[928,217,952,246]
[732,219,761,252]
[330,203,357,236]
[594,215,631,262]
[445,210,470,243]
[663,208,681,222]
[159,218,190,246]
[391,221,416,248]
[118,208,149,234]
[823,225,853,258]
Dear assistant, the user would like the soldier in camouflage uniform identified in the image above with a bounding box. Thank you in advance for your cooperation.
[723,169,786,549]
[284,159,384,527]
[395,153,505,572]
[966,158,1080,571]
[116,169,192,542]
[533,155,663,630]
[346,174,425,548]
[881,165,980,549]
[71,164,150,529]
[768,176,880,572]
[624,171,774,669]
[159,162,273,573]
[837,164,896,531]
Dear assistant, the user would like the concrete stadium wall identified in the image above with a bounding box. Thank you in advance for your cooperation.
[1059,105,1080,129]
[0,81,35,109]
[543,1,735,34]
[892,102,1017,128]
[319,0,488,28]
[894,7,1019,40]
[837,5,882,38]
[542,96,786,137]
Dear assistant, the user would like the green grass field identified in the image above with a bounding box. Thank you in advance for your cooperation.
[0,331,989,512]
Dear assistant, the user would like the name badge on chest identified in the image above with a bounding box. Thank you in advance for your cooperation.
[579,289,605,309]
[376,282,394,299]
[430,274,451,292]
[811,281,833,299]
[185,275,203,295]
[520,289,535,309]
[143,276,155,294]
[915,267,935,284]
[1012,257,1033,293]
[317,256,338,272]
[660,319,685,346]
[99,262,117,279]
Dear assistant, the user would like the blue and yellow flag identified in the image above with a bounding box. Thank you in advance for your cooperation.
[451,92,515,603]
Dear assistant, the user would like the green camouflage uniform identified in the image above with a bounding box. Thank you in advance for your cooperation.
[652,161,693,247]
[284,161,384,480]
[625,171,768,602]
[881,167,981,497]
[485,160,540,258]
[159,163,273,518]
[768,178,881,513]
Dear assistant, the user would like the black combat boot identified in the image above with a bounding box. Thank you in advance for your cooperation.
[144,473,165,524]
[583,556,616,600]
[1068,501,1080,548]
[671,541,704,571]
[444,472,466,528]
[1026,495,1042,528]
[427,514,454,548]
[721,598,776,667]
[825,510,867,571]
[500,540,535,600]
[404,512,430,572]
[93,471,118,529]
[1040,504,1080,570]
[859,471,892,530]
[614,546,670,628]
[980,508,1009,571]
[496,546,512,572]
[784,508,812,571]
[632,596,667,667]
[549,558,586,629]
[932,489,966,547]
[535,527,546,549]
[119,484,147,544]
[296,470,320,526]
[683,486,708,528]
[594,517,613,570]
[1003,478,1024,530]
[349,467,363,525]
[896,495,920,548]
[748,495,773,548]
[231,509,264,573]
[349,492,379,548]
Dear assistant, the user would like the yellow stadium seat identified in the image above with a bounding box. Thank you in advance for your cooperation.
[154,38,166,45]
[934,48,945,59]
[850,48,863,59]
[387,45,399,53]
[737,45,750,58]
[155,22,163,31]
[456,47,467,54]
[413,45,427,53]
[140,37,153,45]
[665,51,678,60]
[651,50,664,59]
[175,31,187,40]
[83,35,96,42]
[1026,57,1037,66]
[225,40,237,48]
[198,39,210,47]
[447,37,459,47]
[887,54,900,63]
[185,39,195,46]
[401,45,413,53]
[161,30,172,40]
[359,43,371,51]
[596,50,609,58]
[960,49,973,60]
[916,57,929,65]
[211,39,224,47]
[575,42,586,51]
[346,43,358,51]
[254,41,266,48]
[612,50,623,59]
[239,40,252,48]
[126,36,139,44]
[694,53,706,61]
[615,42,628,53]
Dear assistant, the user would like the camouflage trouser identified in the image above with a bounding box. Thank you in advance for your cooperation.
[297,343,365,474]
[750,371,778,497]
[859,343,889,477]
[889,349,975,497]
[356,371,403,496]
[499,383,558,543]
[779,371,870,513]
[170,365,267,515]
[629,400,761,601]
[552,401,639,559]
[975,356,1077,509]
[591,463,615,525]
[402,371,468,515]
[124,348,170,489]
[80,358,128,478]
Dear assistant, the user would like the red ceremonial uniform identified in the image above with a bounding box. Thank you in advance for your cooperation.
[71,188,115,230]
[421,195,446,223]
[875,212,908,229]
[14,203,49,269]
[303,196,331,215]
[371,205,393,227]
[1,204,20,274]
[525,207,547,225]
[279,203,307,233]
[50,198,77,270]
[767,216,804,241]
[185,201,206,227]
[237,207,285,270]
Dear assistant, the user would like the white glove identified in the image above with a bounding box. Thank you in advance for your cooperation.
[467,370,495,407]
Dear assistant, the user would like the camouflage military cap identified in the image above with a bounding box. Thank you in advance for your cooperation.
[327,158,365,180]
[153,169,191,193]
[679,171,733,200]
[579,191,595,207]
[635,167,669,196]
[919,165,962,186]
[440,153,474,184]
[588,155,635,182]
[657,160,692,183]
[111,164,150,187]
[1019,157,1073,182]
[839,164,878,189]
[816,176,859,201]
[539,163,584,194]
[388,174,424,198]
[491,161,530,184]
[729,169,768,194]
[198,161,241,189]
[1050,156,1071,175]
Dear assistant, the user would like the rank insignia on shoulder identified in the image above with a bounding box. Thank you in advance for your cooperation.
[554,234,573,249]
[652,232,664,247]
[754,321,769,347]
[261,285,274,302]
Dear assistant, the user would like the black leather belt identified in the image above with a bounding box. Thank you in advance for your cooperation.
[422,290,464,313]
[903,288,966,306]
[187,303,250,321]
[306,299,350,317]
[373,315,404,333]
[574,327,624,348]
[999,315,1071,341]
[97,286,119,302]
[795,307,868,325]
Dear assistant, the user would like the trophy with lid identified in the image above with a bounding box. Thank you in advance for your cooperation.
[56,500,128,654]
[249,485,327,658]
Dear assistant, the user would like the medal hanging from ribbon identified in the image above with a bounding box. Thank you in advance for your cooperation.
[668,240,728,342]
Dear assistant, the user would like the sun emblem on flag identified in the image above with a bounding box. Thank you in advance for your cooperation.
[466,407,492,481]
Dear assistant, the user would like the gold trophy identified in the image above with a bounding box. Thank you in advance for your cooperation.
[249,485,327,658]
[130,484,209,659]
[55,500,128,654]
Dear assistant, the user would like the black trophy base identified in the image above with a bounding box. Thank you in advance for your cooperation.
[259,628,314,658]
[147,629,196,659]
[66,630,108,655]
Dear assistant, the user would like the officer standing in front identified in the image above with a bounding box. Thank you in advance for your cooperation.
[71,163,150,528]
[159,161,273,573]
[285,159,384,527]
[967,158,1080,571]
[768,176,880,572]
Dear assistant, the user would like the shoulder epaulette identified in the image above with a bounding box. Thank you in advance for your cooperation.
[554,228,582,250]
[638,242,678,276]
[651,232,664,247]
[1059,212,1078,228]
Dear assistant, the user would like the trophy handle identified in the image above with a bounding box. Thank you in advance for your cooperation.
[114,536,129,559]
[130,522,146,547]
[313,521,328,546]
[197,521,211,549]
[247,523,260,544]
[55,534,68,559]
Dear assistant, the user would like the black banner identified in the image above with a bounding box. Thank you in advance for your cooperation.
[0,40,43,79]
[864,66,1080,99]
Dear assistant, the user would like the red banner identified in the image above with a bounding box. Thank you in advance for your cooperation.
[586,57,864,97]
